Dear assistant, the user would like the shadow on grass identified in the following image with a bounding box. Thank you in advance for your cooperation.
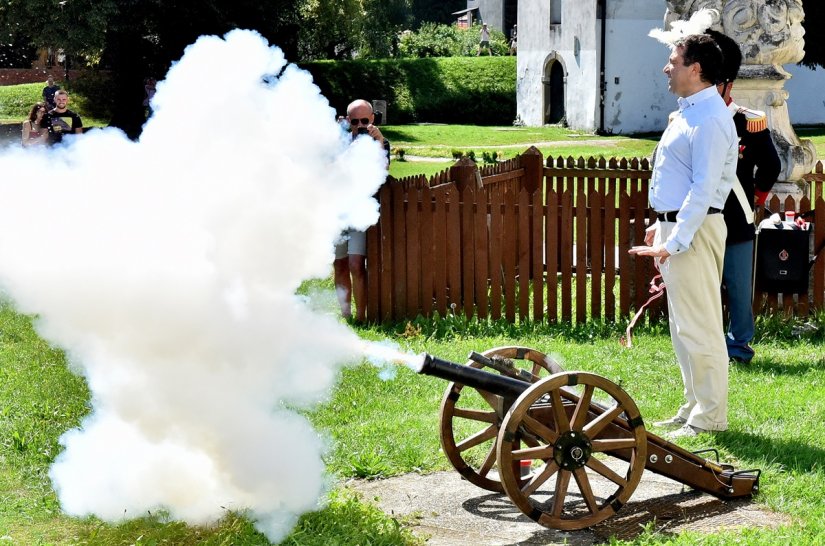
[380,127,421,143]
[733,356,825,376]
[460,488,757,543]
[716,429,825,474]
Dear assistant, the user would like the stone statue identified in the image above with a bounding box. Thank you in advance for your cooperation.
[663,0,815,189]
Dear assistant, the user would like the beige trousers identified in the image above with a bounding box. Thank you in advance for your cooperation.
[655,214,728,431]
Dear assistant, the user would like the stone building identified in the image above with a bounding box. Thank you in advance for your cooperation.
[467,0,825,134]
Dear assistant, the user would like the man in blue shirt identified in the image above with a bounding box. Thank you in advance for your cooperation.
[630,34,738,438]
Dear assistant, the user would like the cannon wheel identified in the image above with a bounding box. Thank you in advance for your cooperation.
[439,346,564,493]
[496,372,646,530]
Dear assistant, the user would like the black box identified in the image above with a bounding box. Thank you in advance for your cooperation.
[755,227,811,294]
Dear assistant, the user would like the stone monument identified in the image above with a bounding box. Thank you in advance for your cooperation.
[664,0,815,202]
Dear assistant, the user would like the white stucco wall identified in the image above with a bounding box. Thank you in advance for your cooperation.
[602,1,671,134]
[477,0,503,32]
[515,2,551,126]
[516,0,601,130]
[517,0,668,133]
[785,64,825,125]
[517,0,825,132]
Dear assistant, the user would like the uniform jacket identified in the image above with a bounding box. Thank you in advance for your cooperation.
[723,108,781,244]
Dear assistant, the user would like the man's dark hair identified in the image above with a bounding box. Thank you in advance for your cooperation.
[674,33,726,85]
[706,30,742,83]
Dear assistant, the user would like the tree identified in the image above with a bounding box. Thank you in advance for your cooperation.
[409,0,465,29]
[800,0,824,69]
[297,0,362,60]
[298,0,412,60]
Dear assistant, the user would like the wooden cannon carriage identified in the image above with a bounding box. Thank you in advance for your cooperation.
[417,346,760,530]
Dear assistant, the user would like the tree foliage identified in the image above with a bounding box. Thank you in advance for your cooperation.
[298,0,413,60]
[398,23,509,58]
[800,0,824,69]
[408,0,465,29]
[0,0,474,133]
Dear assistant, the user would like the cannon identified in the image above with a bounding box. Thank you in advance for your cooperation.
[417,346,760,530]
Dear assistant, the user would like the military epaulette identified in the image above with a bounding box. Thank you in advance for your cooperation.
[737,107,768,133]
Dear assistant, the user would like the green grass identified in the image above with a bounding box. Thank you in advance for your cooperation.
[389,159,451,179]
[0,83,106,126]
[2,286,825,544]
[383,124,660,161]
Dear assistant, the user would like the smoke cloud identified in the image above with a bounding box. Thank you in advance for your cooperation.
[0,30,389,541]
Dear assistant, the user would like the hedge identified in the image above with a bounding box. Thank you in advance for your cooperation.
[299,56,516,126]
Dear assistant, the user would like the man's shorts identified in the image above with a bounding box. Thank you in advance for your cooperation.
[480,40,490,48]
[334,228,367,259]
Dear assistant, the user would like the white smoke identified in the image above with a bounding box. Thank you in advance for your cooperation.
[0,29,389,541]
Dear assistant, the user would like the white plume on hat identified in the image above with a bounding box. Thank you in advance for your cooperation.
[648,8,719,46]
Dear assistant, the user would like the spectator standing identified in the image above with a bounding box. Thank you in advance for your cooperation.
[335,99,390,322]
[707,30,780,364]
[477,23,492,56]
[143,77,157,119]
[44,89,83,145]
[22,103,49,147]
[42,76,60,109]
[509,24,518,55]
[629,34,737,438]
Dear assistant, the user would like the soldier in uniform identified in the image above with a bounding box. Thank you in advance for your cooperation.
[708,30,781,364]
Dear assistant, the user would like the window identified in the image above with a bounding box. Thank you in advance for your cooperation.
[551,0,562,25]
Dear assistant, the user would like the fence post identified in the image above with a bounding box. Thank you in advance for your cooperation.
[450,157,478,318]
[450,157,479,194]
[521,146,543,194]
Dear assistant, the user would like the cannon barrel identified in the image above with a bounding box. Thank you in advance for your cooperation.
[420,354,529,398]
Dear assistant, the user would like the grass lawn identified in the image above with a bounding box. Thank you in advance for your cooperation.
[1,280,825,544]
[385,124,825,181]
[0,83,106,127]
[1,81,824,544]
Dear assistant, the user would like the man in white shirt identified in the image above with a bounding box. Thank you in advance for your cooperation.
[630,34,738,438]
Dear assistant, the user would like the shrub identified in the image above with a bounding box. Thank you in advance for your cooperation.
[398,23,509,58]
[301,56,516,125]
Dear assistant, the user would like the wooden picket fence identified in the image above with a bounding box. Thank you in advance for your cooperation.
[365,147,825,324]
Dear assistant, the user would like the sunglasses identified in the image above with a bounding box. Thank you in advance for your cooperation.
[349,117,370,126]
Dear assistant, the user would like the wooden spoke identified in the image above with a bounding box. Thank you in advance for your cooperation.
[456,424,497,452]
[591,438,638,453]
[478,442,498,477]
[453,408,497,423]
[550,387,571,434]
[571,384,594,430]
[521,432,541,448]
[520,414,560,444]
[439,346,563,494]
[512,445,555,460]
[573,467,600,514]
[585,456,627,486]
[477,389,504,411]
[551,469,572,517]
[582,405,624,438]
[522,461,559,496]
[496,371,647,531]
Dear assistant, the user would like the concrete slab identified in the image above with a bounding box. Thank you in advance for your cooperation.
[347,462,789,545]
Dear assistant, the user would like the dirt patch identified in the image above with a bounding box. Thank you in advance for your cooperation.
[347,465,789,545]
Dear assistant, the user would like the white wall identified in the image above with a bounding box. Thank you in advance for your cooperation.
[516,0,601,130]
[785,64,825,125]
[516,0,825,132]
[518,0,668,133]
[601,1,671,134]
[477,0,503,32]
